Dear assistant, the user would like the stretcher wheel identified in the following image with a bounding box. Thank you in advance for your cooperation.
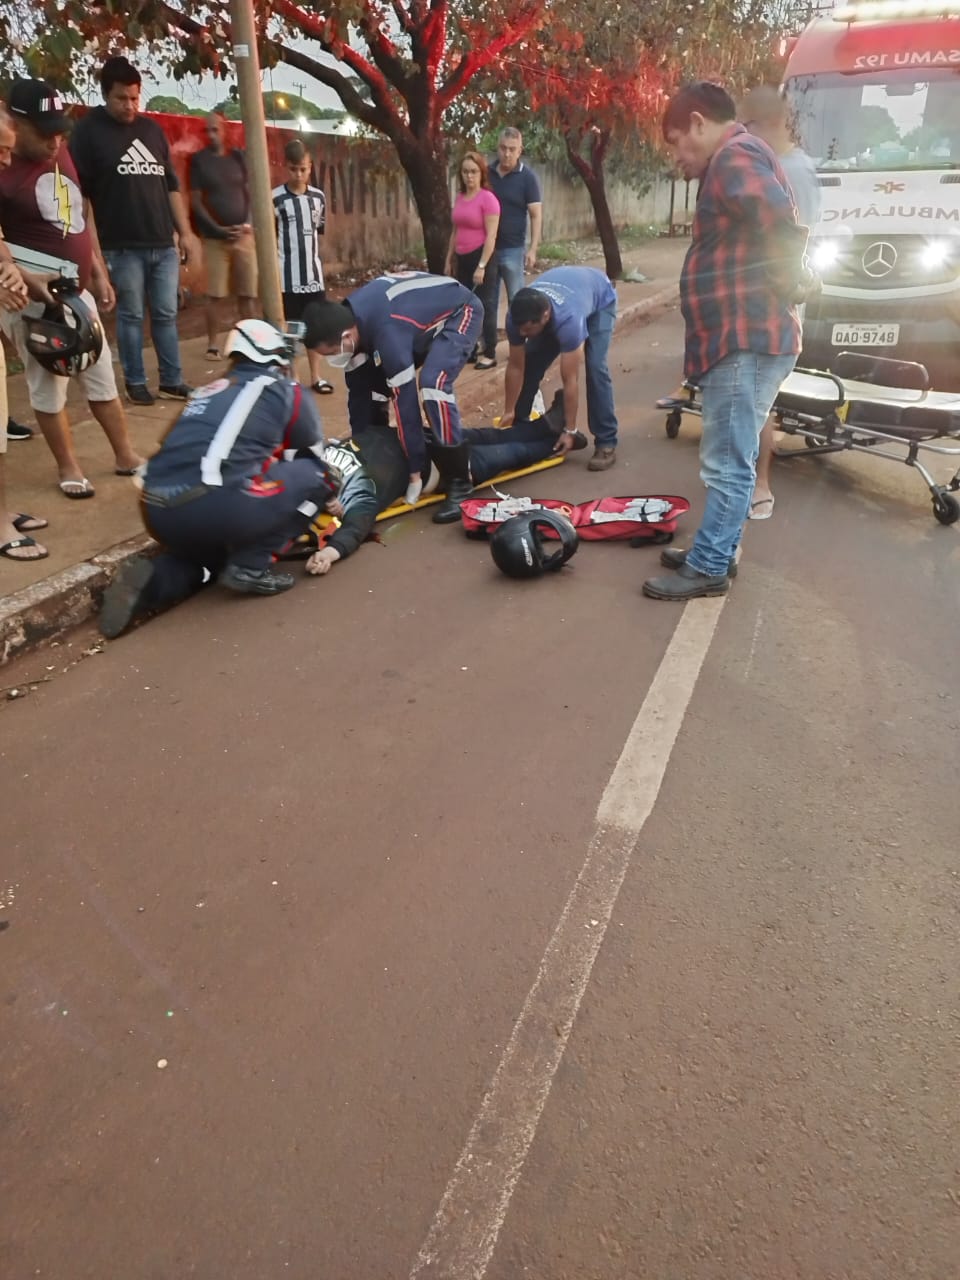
[803,434,822,448]
[665,409,682,439]
[651,529,674,545]
[932,492,960,525]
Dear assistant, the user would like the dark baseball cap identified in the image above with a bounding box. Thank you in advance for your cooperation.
[8,79,71,136]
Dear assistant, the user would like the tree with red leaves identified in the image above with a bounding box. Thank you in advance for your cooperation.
[13,0,551,271]
[486,1,788,278]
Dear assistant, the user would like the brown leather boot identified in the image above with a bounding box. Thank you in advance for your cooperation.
[587,446,616,472]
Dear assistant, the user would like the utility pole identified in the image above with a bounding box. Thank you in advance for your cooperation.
[228,0,284,326]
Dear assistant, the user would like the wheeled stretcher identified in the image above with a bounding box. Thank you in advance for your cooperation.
[657,353,960,525]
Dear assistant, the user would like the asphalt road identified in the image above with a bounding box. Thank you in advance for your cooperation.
[2,306,959,1280]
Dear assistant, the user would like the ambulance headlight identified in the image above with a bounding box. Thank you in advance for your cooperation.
[810,239,841,272]
[919,239,955,272]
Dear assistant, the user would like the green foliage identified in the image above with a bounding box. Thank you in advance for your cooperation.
[145,95,206,117]
[536,242,570,261]
[859,105,899,149]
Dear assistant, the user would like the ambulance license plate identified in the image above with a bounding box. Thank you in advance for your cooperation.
[831,323,900,347]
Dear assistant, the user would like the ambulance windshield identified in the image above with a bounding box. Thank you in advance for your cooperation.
[785,67,960,170]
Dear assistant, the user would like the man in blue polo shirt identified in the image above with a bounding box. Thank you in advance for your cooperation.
[475,127,543,369]
[500,265,619,471]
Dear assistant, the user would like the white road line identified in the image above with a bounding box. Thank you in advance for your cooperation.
[743,606,764,684]
[409,598,726,1280]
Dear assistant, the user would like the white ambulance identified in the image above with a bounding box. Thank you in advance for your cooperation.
[784,0,960,386]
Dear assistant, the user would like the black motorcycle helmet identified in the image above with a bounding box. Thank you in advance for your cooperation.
[24,281,105,377]
[489,509,579,579]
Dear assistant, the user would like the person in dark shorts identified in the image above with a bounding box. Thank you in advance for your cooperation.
[272,138,332,394]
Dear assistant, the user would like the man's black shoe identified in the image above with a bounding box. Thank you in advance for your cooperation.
[642,561,729,601]
[6,418,34,440]
[221,564,295,595]
[158,383,193,401]
[660,546,737,578]
[100,557,155,639]
[125,383,156,406]
[542,388,566,434]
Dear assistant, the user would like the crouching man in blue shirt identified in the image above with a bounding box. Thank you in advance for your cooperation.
[500,266,619,472]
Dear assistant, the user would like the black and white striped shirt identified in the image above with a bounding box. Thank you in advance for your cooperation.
[272,183,326,293]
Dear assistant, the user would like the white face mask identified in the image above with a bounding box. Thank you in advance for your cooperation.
[326,335,357,369]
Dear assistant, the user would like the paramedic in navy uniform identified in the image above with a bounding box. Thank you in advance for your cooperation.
[303,271,483,523]
[98,320,342,638]
[69,55,199,405]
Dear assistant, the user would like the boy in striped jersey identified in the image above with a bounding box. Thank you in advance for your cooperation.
[272,139,333,395]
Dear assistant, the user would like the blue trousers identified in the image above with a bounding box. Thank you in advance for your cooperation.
[686,350,797,576]
[141,459,335,608]
[464,418,559,484]
[479,246,525,358]
[513,302,619,448]
[103,246,183,387]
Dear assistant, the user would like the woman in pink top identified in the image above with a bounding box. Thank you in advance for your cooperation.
[445,151,500,296]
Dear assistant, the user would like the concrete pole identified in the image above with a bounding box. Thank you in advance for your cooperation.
[228,0,284,326]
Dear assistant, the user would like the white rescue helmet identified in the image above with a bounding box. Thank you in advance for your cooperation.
[224,319,296,367]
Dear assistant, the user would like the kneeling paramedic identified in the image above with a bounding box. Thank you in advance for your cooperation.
[99,319,341,638]
[303,271,482,523]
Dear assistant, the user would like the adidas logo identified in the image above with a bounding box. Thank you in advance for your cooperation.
[117,138,165,176]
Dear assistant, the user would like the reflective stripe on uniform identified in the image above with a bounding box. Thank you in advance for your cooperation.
[385,276,451,300]
[200,375,276,486]
[457,304,476,335]
[421,387,456,404]
[387,365,417,388]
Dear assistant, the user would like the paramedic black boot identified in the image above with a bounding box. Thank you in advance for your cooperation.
[431,442,473,524]
[221,564,296,595]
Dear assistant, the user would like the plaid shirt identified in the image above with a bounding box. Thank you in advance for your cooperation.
[680,125,804,382]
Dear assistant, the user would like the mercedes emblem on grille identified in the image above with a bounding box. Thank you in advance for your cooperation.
[861,241,898,278]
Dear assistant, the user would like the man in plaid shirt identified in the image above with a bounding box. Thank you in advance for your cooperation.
[643,82,807,601]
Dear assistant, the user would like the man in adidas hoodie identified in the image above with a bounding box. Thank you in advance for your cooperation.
[69,56,199,406]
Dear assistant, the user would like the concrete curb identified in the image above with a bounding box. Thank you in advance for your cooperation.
[618,283,680,325]
[0,532,155,665]
[0,282,680,667]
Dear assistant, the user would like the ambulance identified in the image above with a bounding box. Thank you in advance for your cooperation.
[784,0,960,386]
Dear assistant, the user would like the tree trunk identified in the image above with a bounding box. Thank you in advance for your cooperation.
[396,133,452,274]
[564,129,622,281]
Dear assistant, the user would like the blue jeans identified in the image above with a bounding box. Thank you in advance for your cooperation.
[463,418,558,484]
[104,246,183,387]
[480,246,525,357]
[686,350,797,577]
[514,302,619,449]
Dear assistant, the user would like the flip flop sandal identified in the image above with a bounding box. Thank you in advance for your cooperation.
[206,347,221,359]
[114,466,142,476]
[59,478,96,499]
[313,380,335,395]
[13,512,48,532]
[748,496,775,521]
[1,536,49,561]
